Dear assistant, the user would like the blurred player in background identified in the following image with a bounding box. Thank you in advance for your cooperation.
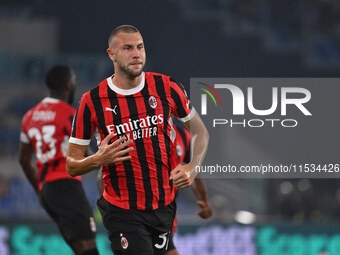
[66,25,209,255]
[19,65,99,255]
[167,124,212,255]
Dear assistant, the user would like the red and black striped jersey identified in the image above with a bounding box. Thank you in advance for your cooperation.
[173,124,191,164]
[70,72,195,210]
[20,97,81,191]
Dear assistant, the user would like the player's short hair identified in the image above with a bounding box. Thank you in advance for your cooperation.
[45,65,72,91]
[108,24,140,48]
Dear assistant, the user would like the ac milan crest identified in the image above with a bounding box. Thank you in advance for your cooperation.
[121,236,128,249]
[148,96,157,109]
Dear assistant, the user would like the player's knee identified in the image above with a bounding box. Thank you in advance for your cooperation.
[70,239,98,255]
[166,249,180,255]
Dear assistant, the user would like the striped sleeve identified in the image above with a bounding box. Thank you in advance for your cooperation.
[169,77,195,122]
[20,111,31,144]
[20,132,30,144]
[69,93,95,146]
[182,128,191,164]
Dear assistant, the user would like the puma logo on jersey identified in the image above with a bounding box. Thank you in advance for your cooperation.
[105,106,118,114]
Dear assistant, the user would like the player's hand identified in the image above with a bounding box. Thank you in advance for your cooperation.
[196,200,212,219]
[170,164,194,189]
[96,134,134,165]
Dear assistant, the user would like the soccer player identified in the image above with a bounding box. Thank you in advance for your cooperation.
[167,124,212,255]
[19,65,99,255]
[66,25,209,255]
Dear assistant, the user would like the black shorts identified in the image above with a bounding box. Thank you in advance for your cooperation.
[97,196,176,255]
[41,179,96,243]
[167,235,176,252]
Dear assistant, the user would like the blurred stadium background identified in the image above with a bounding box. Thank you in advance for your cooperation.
[1,0,340,254]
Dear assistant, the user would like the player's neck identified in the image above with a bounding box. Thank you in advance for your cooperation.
[49,91,67,103]
[112,71,143,90]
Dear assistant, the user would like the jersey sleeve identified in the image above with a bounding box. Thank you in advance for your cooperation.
[69,94,95,146]
[183,128,191,164]
[169,77,196,123]
[62,109,75,137]
[20,112,31,144]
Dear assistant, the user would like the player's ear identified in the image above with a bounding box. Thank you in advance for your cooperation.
[107,48,115,62]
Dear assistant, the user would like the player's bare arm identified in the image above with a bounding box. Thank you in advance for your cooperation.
[192,177,212,218]
[66,134,134,177]
[18,142,40,196]
[170,113,209,188]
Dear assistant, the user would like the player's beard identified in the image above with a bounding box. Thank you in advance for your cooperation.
[116,59,144,78]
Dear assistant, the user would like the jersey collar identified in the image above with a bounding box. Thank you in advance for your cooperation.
[42,97,61,103]
[107,72,145,95]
